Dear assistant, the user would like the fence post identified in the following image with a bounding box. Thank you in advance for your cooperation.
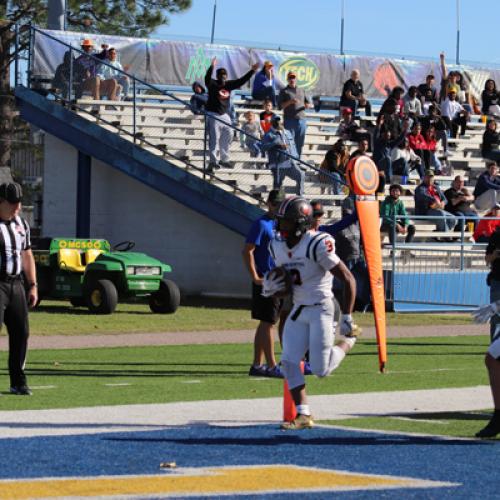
[460,215,465,271]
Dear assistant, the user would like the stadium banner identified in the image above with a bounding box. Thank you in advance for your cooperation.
[35,29,500,100]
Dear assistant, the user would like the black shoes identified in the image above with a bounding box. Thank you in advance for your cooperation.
[10,385,32,396]
[476,416,500,439]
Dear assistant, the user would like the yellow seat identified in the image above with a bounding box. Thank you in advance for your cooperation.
[85,249,104,264]
[58,249,85,273]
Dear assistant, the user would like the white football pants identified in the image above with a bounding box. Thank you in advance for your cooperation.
[281,300,346,390]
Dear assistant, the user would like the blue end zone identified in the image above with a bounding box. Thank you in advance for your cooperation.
[0,424,497,498]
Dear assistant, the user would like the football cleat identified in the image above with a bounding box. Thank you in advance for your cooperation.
[265,364,284,379]
[475,417,500,439]
[10,385,32,396]
[281,413,314,430]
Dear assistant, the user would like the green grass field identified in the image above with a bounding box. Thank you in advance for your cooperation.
[0,335,489,412]
[28,300,473,335]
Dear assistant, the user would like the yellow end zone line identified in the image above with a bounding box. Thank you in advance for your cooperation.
[0,465,459,499]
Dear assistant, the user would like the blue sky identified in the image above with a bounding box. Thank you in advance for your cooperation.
[154,0,499,66]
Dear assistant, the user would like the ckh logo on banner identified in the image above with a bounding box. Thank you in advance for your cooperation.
[278,57,320,90]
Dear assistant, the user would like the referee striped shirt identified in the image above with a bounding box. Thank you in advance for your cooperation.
[0,216,31,277]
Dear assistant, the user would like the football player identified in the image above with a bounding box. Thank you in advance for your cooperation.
[264,196,361,430]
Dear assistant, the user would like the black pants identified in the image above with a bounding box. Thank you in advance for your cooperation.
[0,279,30,387]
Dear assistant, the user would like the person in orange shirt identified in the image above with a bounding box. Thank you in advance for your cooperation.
[474,205,500,243]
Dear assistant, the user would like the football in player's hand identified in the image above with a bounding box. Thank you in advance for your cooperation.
[266,266,293,298]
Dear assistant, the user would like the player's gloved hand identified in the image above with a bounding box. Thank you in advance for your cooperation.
[472,301,500,324]
[261,272,286,298]
[340,314,362,337]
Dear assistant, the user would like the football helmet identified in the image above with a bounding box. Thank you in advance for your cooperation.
[276,196,313,239]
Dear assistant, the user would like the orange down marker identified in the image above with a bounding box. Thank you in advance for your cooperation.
[346,155,388,372]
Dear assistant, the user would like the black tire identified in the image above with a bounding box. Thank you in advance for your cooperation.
[85,279,118,314]
[149,279,180,314]
[70,297,86,308]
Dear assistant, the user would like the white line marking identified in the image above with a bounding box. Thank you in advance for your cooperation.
[104,383,131,387]
[181,380,202,384]
[30,385,56,390]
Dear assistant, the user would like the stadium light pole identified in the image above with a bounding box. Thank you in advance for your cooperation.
[210,0,217,44]
[455,0,460,65]
[340,0,345,55]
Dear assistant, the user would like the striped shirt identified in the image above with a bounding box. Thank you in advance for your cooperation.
[0,216,31,277]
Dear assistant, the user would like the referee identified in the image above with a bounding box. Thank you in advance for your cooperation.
[0,182,37,395]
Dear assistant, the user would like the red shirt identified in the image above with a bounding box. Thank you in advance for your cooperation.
[408,133,427,150]
[428,185,441,205]
[474,219,500,241]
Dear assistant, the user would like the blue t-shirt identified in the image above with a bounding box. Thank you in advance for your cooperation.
[245,214,275,277]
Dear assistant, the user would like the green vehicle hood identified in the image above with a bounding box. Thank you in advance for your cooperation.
[87,252,171,273]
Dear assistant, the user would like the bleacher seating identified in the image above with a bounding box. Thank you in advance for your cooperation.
[74,88,494,262]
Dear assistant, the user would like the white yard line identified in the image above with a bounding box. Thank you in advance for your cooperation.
[0,386,491,439]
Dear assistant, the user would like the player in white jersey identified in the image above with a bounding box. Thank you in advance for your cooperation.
[265,196,360,430]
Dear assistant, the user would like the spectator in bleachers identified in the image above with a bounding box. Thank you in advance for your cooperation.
[417,74,438,113]
[391,137,424,182]
[204,57,258,172]
[408,123,428,167]
[423,126,443,175]
[278,71,311,157]
[340,69,372,116]
[404,86,423,123]
[441,90,468,138]
[98,47,128,100]
[444,175,478,230]
[473,205,500,243]
[252,61,282,106]
[261,115,304,195]
[377,97,402,137]
[76,39,119,101]
[455,71,473,113]
[481,80,500,117]
[421,105,449,157]
[337,108,372,145]
[415,170,457,233]
[53,50,84,99]
[380,184,416,245]
[350,137,371,159]
[373,114,409,191]
[189,81,208,115]
[388,86,405,118]
[319,140,349,195]
[240,111,262,159]
[482,119,500,164]
[439,53,460,102]
[473,162,500,211]
[259,99,277,134]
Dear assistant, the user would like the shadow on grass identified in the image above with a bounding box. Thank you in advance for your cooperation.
[34,305,153,316]
[389,411,492,422]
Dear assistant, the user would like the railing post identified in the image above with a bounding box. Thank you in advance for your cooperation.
[27,25,34,90]
[203,113,208,179]
[460,215,465,271]
[132,78,136,142]
[14,24,20,88]
[68,47,73,101]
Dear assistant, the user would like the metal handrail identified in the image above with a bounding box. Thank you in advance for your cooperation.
[26,25,350,196]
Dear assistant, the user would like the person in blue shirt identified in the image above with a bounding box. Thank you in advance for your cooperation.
[242,189,285,378]
[474,162,500,212]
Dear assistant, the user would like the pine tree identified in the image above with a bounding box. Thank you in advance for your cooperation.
[0,0,192,178]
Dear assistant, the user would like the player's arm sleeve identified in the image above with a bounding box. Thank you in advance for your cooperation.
[313,234,341,271]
